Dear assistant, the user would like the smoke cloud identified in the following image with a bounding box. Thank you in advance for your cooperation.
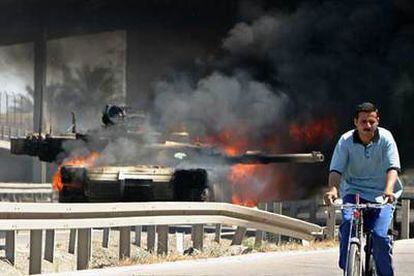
[148,0,414,199]
[45,31,126,132]
[221,1,400,118]
[153,72,288,138]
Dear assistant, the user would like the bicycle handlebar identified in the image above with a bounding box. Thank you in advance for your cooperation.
[333,202,387,210]
[327,189,403,208]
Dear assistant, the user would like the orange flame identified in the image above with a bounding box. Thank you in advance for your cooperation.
[228,164,288,206]
[231,194,257,208]
[195,126,285,207]
[52,152,100,191]
[195,118,336,206]
[196,128,250,156]
[229,164,259,207]
[289,118,337,145]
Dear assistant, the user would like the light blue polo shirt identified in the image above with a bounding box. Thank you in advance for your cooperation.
[329,127,402,202]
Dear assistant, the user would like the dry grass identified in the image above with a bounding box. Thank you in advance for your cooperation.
[111,234,338,268]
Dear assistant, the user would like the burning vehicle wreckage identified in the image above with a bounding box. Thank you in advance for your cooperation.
[11,105,325,203]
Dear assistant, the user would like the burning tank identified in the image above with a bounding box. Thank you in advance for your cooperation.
[10,105,325,203]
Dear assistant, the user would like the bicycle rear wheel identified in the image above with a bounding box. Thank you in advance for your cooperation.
[346,243,361,276]
[364,232,377,276]
[366,255,377,276]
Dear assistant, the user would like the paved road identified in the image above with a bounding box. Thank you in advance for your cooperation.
[45,239,414,276]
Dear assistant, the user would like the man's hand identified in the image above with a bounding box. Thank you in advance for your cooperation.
[324,187,338,206]
[383,192,395,204]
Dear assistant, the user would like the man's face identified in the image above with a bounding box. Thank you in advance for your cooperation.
[354,111,379,137]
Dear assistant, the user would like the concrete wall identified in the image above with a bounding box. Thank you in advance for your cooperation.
[0,150,33,182]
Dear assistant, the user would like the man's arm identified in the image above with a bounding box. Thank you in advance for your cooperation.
[384,169,398,203]
[325,134,348,205]
[383,131,401,203]
[324,171,341,205]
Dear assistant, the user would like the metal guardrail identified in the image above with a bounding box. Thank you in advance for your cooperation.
[0,183,53,202]
[0,185,410,274]
[0,202,322,239]
[402,186,414,199]
[0,183,52,189]
[0,201,323,274]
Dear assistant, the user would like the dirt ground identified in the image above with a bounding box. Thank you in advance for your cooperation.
[0,228,337,275]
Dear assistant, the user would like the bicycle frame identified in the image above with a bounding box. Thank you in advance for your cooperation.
[337,194,386,276]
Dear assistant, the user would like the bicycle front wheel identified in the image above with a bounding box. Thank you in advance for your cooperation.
[346,243,361,276]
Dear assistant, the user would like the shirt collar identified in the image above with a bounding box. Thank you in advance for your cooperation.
[353,128,380,145]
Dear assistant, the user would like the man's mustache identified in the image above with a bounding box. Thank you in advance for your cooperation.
[363,127,376,132]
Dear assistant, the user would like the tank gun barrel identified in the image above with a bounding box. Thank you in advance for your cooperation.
[224,151,324,164]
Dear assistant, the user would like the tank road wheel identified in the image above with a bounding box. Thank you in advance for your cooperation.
[172,169,214,202]
[58,187,88,203]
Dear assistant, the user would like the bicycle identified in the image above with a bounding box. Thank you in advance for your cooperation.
[333,194,392,276]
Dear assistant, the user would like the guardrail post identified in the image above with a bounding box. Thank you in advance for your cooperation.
[401,199,411,239]
[77,228,91,270]
[102,228,110,248]
[157,225,169,255]
[191,224,195,241]
[214,224,222,243]
[273,202,283,245]
[175,231,184,254]
[5,230,15,265]
[255,202,267,247]
[147,226,156,253]
[289,201,298,218]
[231,226,246,246]
[309,199,317,222]
[119,226,131,259]
[44,229,55,262]
[134,226,142,247]
[88,229,92,260]
[29,230,43,275]
[326,205,336,239]
[68,229,76,254]
[192,224,204,250]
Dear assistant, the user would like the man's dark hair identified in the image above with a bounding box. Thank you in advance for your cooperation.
[354,102,379,119]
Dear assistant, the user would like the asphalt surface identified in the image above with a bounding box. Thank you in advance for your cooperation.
[43,239,414,276]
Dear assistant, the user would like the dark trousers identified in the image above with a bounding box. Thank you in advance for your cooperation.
[339,194,395,276]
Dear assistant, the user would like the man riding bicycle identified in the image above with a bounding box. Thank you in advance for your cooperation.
[324,102,403,276]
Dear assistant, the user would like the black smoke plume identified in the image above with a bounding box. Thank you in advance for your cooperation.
[150,0,414,199]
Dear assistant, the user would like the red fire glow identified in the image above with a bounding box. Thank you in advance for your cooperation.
[289,118,337,145]
[197,117,336,207]
[52,152,100,191]
[197,127,283,207]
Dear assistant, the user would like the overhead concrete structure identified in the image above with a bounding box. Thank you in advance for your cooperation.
[0,0,238,111]
[0,0,238,182]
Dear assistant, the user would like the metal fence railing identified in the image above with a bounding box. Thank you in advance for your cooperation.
[0,91,33,140]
